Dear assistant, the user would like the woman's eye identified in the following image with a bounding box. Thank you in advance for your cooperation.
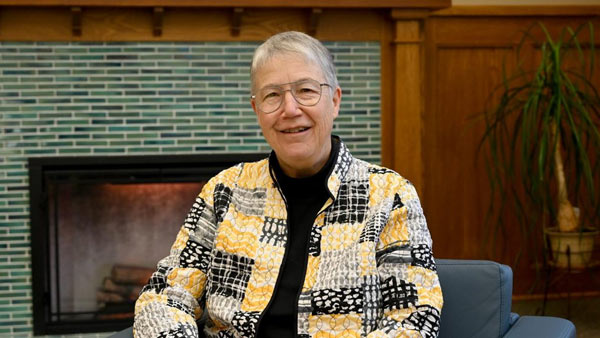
[298,87,318,94]
[263,92,280,100]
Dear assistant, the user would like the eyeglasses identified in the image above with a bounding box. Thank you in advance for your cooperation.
[251,78,331,114]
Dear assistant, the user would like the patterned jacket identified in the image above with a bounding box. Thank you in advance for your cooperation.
[134,139,443,338]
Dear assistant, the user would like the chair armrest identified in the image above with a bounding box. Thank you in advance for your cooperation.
[503,316,575,338]
[509,312,519,326]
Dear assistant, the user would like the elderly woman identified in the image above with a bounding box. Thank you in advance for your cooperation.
[134,31,443,338]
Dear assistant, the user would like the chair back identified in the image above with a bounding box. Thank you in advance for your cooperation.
[436,259,513,338]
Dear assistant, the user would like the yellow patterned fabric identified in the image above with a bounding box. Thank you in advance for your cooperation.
[134,139,443,338]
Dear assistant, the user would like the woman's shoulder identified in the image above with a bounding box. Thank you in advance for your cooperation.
[209,157,271,189]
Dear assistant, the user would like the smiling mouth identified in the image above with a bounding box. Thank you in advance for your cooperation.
[281,127,309,133]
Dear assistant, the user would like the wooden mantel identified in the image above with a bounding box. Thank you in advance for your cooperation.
[0,0,450,8]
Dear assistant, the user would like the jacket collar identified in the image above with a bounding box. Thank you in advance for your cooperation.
[267,135,353,202]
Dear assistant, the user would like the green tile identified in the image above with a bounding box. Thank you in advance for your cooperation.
[90,76,122,82]
[3,99,35,105]
[74,83,105,89]
[92,133,125,139]
[123,47,155,53]
[23,149,56,155]
[193,132,225,138]
[242,138,267,144]
[129,147,160,153]
[75,140,108,146]
[173,69,205,75]
[56,76,86,82]
[106,54,138,60]
[124,90,156,96]
[3,84,35,90]
[39,112,71,118]
[176,125,207,131]
[212,138,240,144]
[175,83,206,89]
[89,47,122,53]
[22,135,54,141]
[72,54,104,60]
[54,47,87,53]
[9,271,30,277]
[191,61,222,68]
[38,98,71,104]
[108,97,139,104]
[157,75,189,81]
[157,61,189,67]
[58,119,91,126]
[91,118,123,124]
[191,76,222,82]
[160,146,193,152]
[144,139,174,145]
[106,68,139,75]
[93,148,126,153]
[108,112,138,118]
[159,103,192,109]
[227,145,260,151]
[194,145,226,151]
[20,120,53,126]
[157,47,189,53]
[0,77,18,83]
[109,126,140,132]
[124,76,156,81]
[0,264,26,270]
[126,133,158,139]
[143,126,173,131]
[59,148,92,154]
[141,83,172,89]
[91,90,121,96]
[74,112,105,118]
[58,134,88,139]
[160,132,191,138]
[191,47,223,53]
[177,139,208,145]
[110,140,140,146]
[91,105,123,111]
[2,70,34,75]
[125,118,157,124]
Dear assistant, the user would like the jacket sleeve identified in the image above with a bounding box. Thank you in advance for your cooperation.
[133,177,220,338]
[367,180,443,338]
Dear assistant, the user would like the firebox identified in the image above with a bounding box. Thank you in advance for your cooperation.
[28,153,266,335]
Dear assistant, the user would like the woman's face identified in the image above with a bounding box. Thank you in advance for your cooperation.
[251,53,341,178]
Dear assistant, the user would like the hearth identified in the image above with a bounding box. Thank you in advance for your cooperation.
[28,153,265,335]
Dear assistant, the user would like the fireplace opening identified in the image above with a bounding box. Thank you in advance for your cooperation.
[28,154,266,335]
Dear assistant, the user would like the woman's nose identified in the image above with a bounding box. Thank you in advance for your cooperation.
[281,90,300,116]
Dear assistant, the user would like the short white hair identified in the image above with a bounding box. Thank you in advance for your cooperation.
[250,31,338,93]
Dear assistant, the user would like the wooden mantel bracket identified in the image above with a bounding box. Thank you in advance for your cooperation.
[71,7,82,37]
[308,8,322,36]
[231,7,244,37]
[153,7,164,37]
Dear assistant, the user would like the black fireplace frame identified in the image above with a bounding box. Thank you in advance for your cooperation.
[28,153,266,335]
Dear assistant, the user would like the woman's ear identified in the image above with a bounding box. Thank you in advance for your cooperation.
[250,97,259,117]
[332,86,342,119]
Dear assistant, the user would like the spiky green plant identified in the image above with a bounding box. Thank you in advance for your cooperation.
[479,22,600,269]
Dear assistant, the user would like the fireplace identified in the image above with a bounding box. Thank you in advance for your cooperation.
[28,153,266,335]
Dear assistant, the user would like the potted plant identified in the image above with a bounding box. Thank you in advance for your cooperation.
[479,22,600,271]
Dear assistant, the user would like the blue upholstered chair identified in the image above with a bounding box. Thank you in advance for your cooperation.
[436,259,574,338]
[110,259,575,338]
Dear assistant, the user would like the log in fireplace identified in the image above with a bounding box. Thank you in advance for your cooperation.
[28,153,265,335]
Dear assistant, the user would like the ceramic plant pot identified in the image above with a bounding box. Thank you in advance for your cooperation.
[544,226,599,269]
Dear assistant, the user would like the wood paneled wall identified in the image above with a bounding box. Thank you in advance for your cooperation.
[425,7,600,294]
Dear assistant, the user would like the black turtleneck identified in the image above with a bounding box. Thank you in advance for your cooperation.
[257,138,340,338]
